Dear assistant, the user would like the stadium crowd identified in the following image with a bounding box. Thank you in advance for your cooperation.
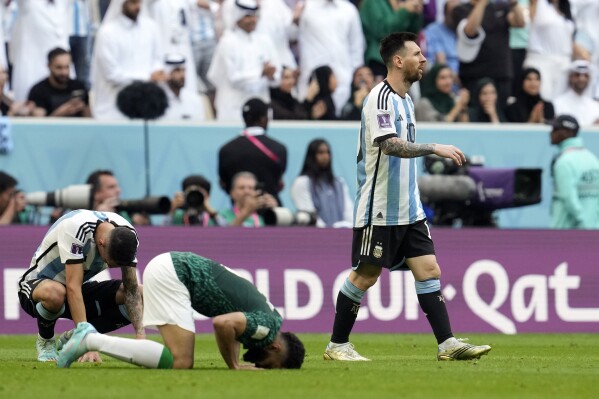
[0,0,596,125]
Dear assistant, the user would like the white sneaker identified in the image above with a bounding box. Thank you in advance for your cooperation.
[57,322,98,368]
[323,342,371,361]
[56,329,74,352]
[36,335,58,362]
[437,338,491,361]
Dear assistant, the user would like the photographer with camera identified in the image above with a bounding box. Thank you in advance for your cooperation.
[221,172,278,227]
[86,170,151,226]
[164,175,225,227]
[49,170,152,225]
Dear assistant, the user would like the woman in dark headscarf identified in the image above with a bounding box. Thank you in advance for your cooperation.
[340,66,375,121]
[304,65,337,120]
[415,64,470,122]
[468,77,507,123]
[505,67,555,123]
[270,67,308,120]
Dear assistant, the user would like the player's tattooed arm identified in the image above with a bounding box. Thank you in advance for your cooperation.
[121,266,145,339]
[379,137,435,158]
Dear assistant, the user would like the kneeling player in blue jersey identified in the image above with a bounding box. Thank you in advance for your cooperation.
[58,251,305,370]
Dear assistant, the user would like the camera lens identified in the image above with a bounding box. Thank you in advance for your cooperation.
[185,189,204,208]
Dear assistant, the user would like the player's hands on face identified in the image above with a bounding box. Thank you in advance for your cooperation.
[434,144,466,166]
[78,351,102,363]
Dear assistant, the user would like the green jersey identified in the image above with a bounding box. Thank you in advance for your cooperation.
[169,252,281,348]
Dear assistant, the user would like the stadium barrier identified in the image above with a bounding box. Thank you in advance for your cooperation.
[2,118,599,228]
[2,226,598,334]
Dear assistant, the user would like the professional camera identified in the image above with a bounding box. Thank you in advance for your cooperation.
[184,186,204,209]
[26,184,93,209]
[116,196,171,214]
[418,155,542,226]
[262,207,317,227]
[26,184,171,214]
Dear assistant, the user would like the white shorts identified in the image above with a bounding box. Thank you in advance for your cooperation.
[142,253,196,333]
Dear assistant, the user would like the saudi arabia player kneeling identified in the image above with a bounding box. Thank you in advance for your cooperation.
[57,252,305,370]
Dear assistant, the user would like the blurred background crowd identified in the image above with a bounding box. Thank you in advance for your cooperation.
[0,0,597,125]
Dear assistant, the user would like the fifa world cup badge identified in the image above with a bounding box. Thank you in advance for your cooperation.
[373,243,383,259]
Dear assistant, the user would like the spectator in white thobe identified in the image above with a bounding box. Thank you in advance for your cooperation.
[90,0,165,119]
[207,0,280,122]
[219,0,298,69]
[147,0,198,93]
[294,0,364,117]
[160,54,206,121]
[553,60,599,127]
[9,0,70,101]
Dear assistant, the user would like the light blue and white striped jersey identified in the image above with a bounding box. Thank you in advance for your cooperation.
[68,0,91,37]
[354,80,426,228]
[20,210,137,285]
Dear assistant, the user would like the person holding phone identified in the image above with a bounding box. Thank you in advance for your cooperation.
[27,47,91,117]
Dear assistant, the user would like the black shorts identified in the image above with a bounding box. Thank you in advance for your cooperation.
[18,278,123,321]
[351,219,435,271]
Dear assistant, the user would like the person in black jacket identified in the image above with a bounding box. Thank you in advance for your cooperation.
[218,98,287,205]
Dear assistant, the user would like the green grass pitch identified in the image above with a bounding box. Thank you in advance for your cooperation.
[1,333,597,399]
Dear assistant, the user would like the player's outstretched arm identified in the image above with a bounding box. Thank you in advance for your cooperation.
[380,137,435,158]
[213,312,247,369]
[379,138,465,166]
[121,266,145,339]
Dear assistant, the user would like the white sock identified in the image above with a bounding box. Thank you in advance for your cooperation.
[439,337,459,349]
[86,334,172,368]
[328,341,348,348]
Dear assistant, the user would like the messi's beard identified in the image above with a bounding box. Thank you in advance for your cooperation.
[242,347,269,363]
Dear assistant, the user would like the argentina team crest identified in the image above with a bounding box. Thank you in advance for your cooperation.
[373,242,383,259]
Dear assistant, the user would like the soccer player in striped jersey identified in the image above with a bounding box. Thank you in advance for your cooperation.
[18,209,143,362]
[324,32,491,362]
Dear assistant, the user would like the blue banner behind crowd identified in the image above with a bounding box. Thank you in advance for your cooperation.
[1,119,599,228]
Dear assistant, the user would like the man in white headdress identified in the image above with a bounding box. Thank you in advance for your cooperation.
[146,0,198,93]
[207,0,280,122]
[160,54,206,121]
[9,0,70,102]
[294,0,365,117]
[90,0,165,120]
[218,0,298,69]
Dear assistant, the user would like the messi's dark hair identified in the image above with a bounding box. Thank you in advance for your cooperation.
[380,32,418,68]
